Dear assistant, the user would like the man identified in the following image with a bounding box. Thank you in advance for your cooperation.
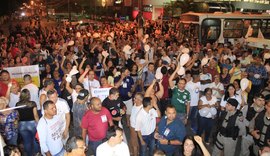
[47,90,70,144]
[81,97,113,155]
[40,79,55,109]
[130,93,144,156]
[246,56,267,102]
[78,67,100,92]
[249,99,270,156]
[185,73,201,133]
[142,63,155,91]
[240,94,265,156]
[22,74,40,114]
[200,66,212,92]
[114,67,134,126]
[169,65,191,124]
[212,98,245,156]
[135,97,160,156]
[155,104,186,155]
[100,76,112,88]
[72,89,89,137]
[37,100,65,156]
[64,136,86,156]
[96,127,130,156]
[102,88,126,126]
[0,70,17,97]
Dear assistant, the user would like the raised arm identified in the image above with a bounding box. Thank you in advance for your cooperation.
[78,66,90,83]
[169,64,180,89]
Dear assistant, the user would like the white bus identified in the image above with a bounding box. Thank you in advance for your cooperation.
[180,12,270,44]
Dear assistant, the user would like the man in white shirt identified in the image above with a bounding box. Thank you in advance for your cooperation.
[78,67,100,93]
[47,89,70,144]
[22,74,40,114]
[37,100,65,156]
[200,66,212,92]
[129,93,144,156]
[185,73,201,133]
[135,97,160,156]
[96,127,130,156]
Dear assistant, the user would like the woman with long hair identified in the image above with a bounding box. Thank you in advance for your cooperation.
[16,89,39,156]
[182,135,210,156]
[220,84,242,111]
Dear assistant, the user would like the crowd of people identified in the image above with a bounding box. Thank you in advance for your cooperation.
[0,17,270,156]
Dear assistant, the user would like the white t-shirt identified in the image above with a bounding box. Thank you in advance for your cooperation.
[55,98,70,128]
[83,78,100,92]
[220,95,242,109]
[71,90,78,103]
[96,141,130,156]
[185,81,201,107]
[8,93,20,108]
[135,108,158,136]
[22,83,40,110]
[37,115,64,155]
[130,105,143,128]
[200,96,217,118]
[161,56,171,64]
[200,73,212,91]
[209,82,224,100]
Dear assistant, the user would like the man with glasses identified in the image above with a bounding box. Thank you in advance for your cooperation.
[64,136,87,156]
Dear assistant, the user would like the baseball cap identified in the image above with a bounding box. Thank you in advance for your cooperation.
[227,98,239,108]
[77,89,89,100]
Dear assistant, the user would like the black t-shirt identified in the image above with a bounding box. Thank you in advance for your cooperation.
[102,97,125,118]
[16,101,36,121]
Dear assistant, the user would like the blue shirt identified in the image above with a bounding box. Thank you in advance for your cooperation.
[114,76,134,101]
[157,116,186,155]
[246,64,267,85]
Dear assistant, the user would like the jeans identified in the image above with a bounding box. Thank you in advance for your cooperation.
[53,147,64,156]
[88,139,103,156]
[197,116,214,143]
[189,106,198,133]
[139,132,155,156]
[19,120,39,156]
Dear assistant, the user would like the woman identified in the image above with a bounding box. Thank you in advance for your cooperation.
[209,75,224,102]
[220,84,242,110]
[94,53,104,78]
[197,88,217,144]
[0,97,19,145]
[220,67,231,88]
[182,135,210,156]
[16,89,39,156]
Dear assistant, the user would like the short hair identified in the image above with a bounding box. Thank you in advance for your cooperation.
[143,97,152,108]
[148,62,154,66]
[47,89,57,97]
[160,66,168,75]
[23,74,31,80]
[120,67,128,73]
[166,104,176,110]
[65,136,83,153]
[88,97,100,106]
[135,92,144,101]
[153,149,166,156]
[0,70,9,75]
[105,126,123,141]
[109,88,119,95]
[4,145,21,156]
[43,78,54,87]
[43,100,54,110]
[204,88,212,95]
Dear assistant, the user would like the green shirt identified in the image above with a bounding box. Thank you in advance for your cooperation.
[171,87,190,114]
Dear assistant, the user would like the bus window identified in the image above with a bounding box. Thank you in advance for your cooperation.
[243,19,259,37]
[223,19,243,38]
[261,20,270,39]
[201,19,221,43]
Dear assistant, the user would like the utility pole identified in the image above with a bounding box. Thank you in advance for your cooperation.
[68,0,71,25]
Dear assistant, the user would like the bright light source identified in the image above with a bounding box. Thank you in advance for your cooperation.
[79,20,83,24]
[21,12,26,16]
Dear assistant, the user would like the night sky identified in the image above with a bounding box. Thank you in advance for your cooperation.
[0,0,26,16]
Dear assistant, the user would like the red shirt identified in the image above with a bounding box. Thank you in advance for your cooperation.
[161,75,169,99]
[0,82,8,96]
[81,107,112,141]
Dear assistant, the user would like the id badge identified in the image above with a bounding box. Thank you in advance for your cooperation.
[123,82,127,88]
[164,128,170,136]
[101,115,107,123]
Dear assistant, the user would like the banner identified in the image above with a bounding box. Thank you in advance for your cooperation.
[4,65,40,87]
[91,88,111,102]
